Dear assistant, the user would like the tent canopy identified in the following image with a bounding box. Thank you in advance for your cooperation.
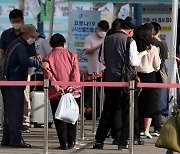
[68,0,179,3]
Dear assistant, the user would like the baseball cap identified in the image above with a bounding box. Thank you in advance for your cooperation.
[20,24,39,37]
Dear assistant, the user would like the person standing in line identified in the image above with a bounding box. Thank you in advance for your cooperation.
[134,25,161,139]
[43,34,81,150]
[93,17,141,150]
[30,34,51,92]
[0,9,39,134]
[84,20,109,118]
[1,24,50,148]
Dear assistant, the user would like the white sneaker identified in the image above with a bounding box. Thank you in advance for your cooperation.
[144,131,152,139]
[140,132,145,136]
[153,131,160,137]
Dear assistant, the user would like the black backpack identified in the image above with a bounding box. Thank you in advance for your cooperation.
[120,37,137,94]
[0,43,21,84]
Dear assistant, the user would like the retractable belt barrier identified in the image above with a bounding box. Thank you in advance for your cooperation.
[0,77,179,154]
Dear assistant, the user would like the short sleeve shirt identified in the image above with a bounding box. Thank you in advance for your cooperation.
[0,28,18,51]
[84,34,105,74]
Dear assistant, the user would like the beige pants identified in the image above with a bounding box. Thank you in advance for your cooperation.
[23,74,31,127]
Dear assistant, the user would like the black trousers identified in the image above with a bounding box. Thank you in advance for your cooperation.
[50,99,77,145]
[2,86,25,144]
[95,87,130,146]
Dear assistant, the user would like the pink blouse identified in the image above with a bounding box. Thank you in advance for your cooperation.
[43,47,81,100]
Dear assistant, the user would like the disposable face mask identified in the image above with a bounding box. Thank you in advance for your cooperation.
[12,23,22,30]
[27,38,36,45]
[98,32,106,38]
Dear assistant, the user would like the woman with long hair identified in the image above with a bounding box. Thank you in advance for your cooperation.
[134,25,161,139]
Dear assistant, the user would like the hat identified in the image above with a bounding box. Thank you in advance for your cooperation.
[124,17,137,29]
[20,24,39,37]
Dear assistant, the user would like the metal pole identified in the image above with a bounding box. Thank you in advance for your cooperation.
[169,0,178,104]
[80,75,85,140]
[99,76,104,117]
[129,80,135,154]
[48,0,55,41]
[92,73,97,134]
[44,79,49,154]
[68,1,73,50]
[18,0,25,12]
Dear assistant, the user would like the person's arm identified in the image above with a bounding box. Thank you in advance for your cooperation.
[43,56,64,93]
[129,40,141,67]
[0,49,4,59]
[153,46,161,72]
[18,45,49,71]
[0,34,6,58]
[84,35,101,55]
[70,54,80,82]
[85,44,102,55]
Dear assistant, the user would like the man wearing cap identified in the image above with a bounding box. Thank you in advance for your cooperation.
[1,24,50,148]
[93,17,142,150]
[0,9,40,135]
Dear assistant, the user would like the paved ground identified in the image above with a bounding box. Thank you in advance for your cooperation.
[0,122,178,154]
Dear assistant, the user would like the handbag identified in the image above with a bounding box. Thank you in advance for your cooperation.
[155,109,180,152]
[120,37,137,94]
[159,63,169,83]
[55,93,79,124]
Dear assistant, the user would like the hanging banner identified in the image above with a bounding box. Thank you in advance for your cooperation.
[71,10,100,68]
[40,0,51,22]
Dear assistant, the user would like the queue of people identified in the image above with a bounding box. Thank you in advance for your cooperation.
[0,8,169,151]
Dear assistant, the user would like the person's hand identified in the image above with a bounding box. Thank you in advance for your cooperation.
[54,85,65,94]
[35,53,42,61]
[67,86,75,93]
[41,62,51,71]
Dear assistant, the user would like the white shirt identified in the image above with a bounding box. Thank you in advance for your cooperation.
[99,39,141,67]
[129,40,141,67]
[84,34,106,74]
[30,38,51,75]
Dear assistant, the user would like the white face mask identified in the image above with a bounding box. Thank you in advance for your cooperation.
[27,38,36,45]
[12,23,22,30]
[98,32,106,38]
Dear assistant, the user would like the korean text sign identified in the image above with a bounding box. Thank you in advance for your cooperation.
[71,10,100,68]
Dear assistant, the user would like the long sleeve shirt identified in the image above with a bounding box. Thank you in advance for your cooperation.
[8,37,42,82]
[43,47,81,99]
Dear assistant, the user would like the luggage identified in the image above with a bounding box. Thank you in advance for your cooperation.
[31,91,53,126]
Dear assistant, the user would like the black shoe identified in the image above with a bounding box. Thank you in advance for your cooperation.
[93,142,104,149]
[68,141,76,149]
[1,139,10,146]
[118,145,129,151]
[9,141,31,148]
[21,125,31,133]
[58,144,68,150]
[112,138,120,145]
[134,138,144,145]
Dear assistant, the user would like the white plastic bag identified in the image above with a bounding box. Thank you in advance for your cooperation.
[55,93,79,124]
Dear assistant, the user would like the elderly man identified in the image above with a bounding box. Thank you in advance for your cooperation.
[1,24,49,148]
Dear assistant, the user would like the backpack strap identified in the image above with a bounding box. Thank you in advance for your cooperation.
[4,43,21,78]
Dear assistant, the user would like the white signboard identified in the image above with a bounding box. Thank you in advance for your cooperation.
[71,10,101,68]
